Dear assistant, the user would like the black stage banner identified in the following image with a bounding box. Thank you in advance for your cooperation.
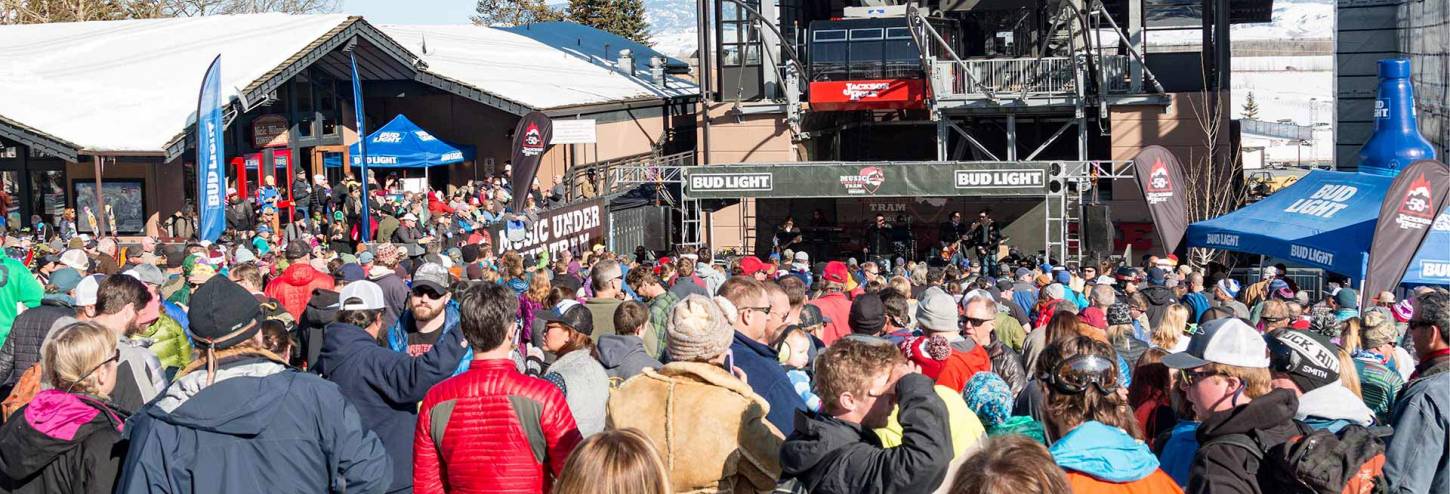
[489,197,606,259]
[1363,159,1449,298]
[683,162,1053,199]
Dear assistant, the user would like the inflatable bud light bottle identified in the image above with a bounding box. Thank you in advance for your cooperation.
[1357,58,1437,176]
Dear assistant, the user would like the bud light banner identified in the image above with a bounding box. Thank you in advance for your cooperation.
[1132,145,1189,254]
[682,162,1051,199]
[195,55,226,242]
[1364,160,1450,296]
[509,111,552,212]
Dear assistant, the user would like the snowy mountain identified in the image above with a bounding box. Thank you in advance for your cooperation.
[644,0,1334,56]
[1148,0,1333,45]
[646,0,698,57]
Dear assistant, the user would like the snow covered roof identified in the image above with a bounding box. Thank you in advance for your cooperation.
[383,22,697,111]
[0,15,697,158]
[0,13,355,154]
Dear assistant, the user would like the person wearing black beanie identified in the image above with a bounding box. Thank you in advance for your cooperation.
[116,276,391,494]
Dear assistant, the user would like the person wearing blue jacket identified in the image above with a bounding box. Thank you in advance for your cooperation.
[315,280,469,494]
[722,276,808,436]
[385,262,472,376]
[1039,335,1182,492]
[117,276,391,494]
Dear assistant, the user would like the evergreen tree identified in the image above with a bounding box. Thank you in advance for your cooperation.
[1242,91,1260,120]
[567,0,652,45]
[471,0,563,27]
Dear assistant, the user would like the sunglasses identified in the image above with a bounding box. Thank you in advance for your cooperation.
[65,348,120,394]
[740,306,773,316]
[412,288,445,300]
[1178,369,1219,387]
[962,316,993,327]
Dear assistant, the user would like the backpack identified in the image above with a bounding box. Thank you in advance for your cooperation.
[0,364,41,422]
[1203,424,1391,494]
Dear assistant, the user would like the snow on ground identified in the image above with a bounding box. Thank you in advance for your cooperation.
[1231,56,1335,125]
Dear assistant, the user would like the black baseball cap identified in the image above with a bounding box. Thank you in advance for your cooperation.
[538,300,594,336]
[848,293,886,335]
[800,304,830,328]
[285,241,310,260]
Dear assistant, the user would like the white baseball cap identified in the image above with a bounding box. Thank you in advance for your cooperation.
[1164,318,1270,369]
[794,251,809,262]
[337,280,385,311]
[74,275,103,307]
[59,249,89,271]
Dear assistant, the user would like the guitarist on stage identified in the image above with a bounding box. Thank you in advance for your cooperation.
[938,211,967,249]
[968,208,1003,277]
[773,216,803,257]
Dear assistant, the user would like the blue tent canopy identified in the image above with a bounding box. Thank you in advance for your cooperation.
[1403,208,1450,286]
[331,114,475,168]
[1186,170,1392,279]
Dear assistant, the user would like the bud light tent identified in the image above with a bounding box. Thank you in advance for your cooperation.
[329,114,475,168]
[1403,209,1450,286]
[1185,170,1392,280]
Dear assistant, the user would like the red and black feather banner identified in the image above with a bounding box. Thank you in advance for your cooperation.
[1363,159,1449,298]
[1132,145,1190,254]
[509,111,553,212]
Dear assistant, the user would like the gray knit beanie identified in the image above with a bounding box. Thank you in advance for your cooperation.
[667,295,735,362]
[916,291,959,333]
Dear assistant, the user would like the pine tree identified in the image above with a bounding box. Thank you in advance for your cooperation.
[1242,91,1260,120]
[567,0,652,45]
[470,0,563,27]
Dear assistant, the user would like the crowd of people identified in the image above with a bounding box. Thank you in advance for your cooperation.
[0,180,1442,494]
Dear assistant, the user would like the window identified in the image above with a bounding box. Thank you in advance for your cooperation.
[294,77,315,138]
[716,0,764,100]
[720,1,761,68]
[810,30,849,81]
[882,28,921,79]
[849,29,885,79]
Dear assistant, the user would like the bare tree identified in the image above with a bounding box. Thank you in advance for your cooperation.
[1183,68,1249,268]
[1,0,336,24]
[470,0,563,27]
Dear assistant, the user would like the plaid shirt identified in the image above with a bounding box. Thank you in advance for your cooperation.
[643,291,679,360]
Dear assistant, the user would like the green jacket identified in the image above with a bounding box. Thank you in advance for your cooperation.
[0,257,44,347]
[993,312,1027,354]
[138,314,193,371]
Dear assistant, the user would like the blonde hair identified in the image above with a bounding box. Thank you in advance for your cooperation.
[42,321,117,397]
[1153,304,1189,349]
[814,338,904,412]
[526,272,552,303]
[1338,349,1363,399]
[1203,362,1272,399]
[553,428,670,494]
[889,276,913,300]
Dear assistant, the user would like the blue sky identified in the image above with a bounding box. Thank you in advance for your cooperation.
[339,0,567,25]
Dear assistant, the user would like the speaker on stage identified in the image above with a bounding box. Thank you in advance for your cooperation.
[1082,204,1113,259]
[642,206,673,252]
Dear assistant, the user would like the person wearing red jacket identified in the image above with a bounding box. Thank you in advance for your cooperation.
[415,282,582,494]
[810,261,854,346]
[916,289,993,392]
[265,242,335,320]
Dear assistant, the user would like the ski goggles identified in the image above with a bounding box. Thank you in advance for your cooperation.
[1043,354,1120,395]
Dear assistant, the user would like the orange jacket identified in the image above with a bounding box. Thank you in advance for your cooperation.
[1065,469,1183,494]
[935,344,995,392]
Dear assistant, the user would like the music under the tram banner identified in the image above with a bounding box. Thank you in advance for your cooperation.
[684,162,1055,199]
